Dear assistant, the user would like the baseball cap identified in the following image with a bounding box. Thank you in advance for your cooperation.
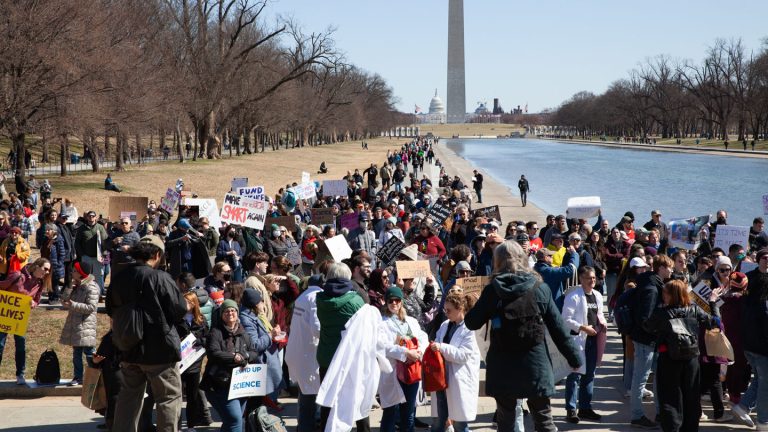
[455,261,473,273]
[86,210,97,217]
[140,235,165,253]
[515,233,530,243]
[629,257,648,268]
[651,210,662,216]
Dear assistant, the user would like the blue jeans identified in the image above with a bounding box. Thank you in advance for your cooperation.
[297,392,318,432]
[73,346,95,381]
[0,332,26,376]
[431,391,468,432]
[380,380,420,432]
[206,390,246,432]
[740,351,768,424]
[565,336,597,410]
[622,335,634,392]
[631,341,657,420]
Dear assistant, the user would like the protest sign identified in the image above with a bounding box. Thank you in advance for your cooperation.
[545,330,572,382]
[396,260,432,279]
[231,177,248,191]
[220,194,268,230]
[566,196,601,219]
[120,211,137,222]
[740,261,758,274]
[322,180,348,197]
[377,236,406,265]
[184,198,222,229]
[668,215,710,250]
[455,276,490,296]
[763,194,768,215]
[237,186,266,201]
[286,242,303,266]
[690,280,724,314]
[318,235,353,262]
[108,196,148,222]
[228,364,267,400]
[0,291,32,336]
[161,188,181,214]
[339,212,360,231]
[302,171,311,184]
[178,334,205,374]
[427,202,453,225]
[475,205,501,223]
[310,208,335,225]
[265,216,297,232]
[715,225,750,251]
[290,183,316,200]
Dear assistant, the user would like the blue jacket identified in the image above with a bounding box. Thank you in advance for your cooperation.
[239,308,279,394]
[533,252,579,308]
[216,238,243,269]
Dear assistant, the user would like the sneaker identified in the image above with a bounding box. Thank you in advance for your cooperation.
[630,416,657,429]
[714,413,733,423]
[578,409,602,421]
[700,412,709,420]
[642,388,654,399]
[68,378,82,386]
[566,410,580,424]
[414,418,431,429]
[731,403,755,428]
[16,375,26,385]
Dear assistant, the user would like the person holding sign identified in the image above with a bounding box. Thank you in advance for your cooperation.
[176,292,212,429]
[200,300,259,432]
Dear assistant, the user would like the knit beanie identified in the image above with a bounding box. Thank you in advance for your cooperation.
[241,288,262,309]
[220,299,239,316]
[386,286,404,300]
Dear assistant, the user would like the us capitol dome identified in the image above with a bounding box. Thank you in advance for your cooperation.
[429,89,446,114]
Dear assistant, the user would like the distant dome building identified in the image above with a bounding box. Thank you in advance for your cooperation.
[417,89,446,124]
[429,90,446,114]
[474,102,490,115]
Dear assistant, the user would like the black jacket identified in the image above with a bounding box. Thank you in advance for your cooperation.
[200,322,259,392]
[630,272,665,345]
[165,230,211,279]
[105,262,187,364]
[642,303,719,357]
[176,317,210,374]
[743,268,768,355]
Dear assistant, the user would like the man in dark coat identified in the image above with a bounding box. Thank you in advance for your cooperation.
[165,218,211,279]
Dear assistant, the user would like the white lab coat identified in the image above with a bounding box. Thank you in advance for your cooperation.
[561,286,605,375]
[285,285,323,395]
[378,315,428,409]
[316,305,385,432]
[434,319,481,422]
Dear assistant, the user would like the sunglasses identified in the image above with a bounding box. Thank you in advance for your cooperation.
[387,298,401,304]
[718,268,732,273]
[121,222,130,225]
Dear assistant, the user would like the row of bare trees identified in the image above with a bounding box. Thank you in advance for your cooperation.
[0,0,408,180]
[550,38,768,142]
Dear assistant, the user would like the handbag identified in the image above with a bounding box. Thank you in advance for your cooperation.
[81,367,107,411]
[422,346,447,392]
[704,328,735,361]
[396,336,422,385]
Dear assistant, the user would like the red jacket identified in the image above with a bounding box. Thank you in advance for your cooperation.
[0,267,43,307]
[411,234,446,259]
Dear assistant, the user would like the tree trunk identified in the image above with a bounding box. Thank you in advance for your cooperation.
[136,133,143,164]
[243,127,251,154]
[205,111,218,159]
[90,131,100,173]
[176,119,185,163]
[115,129,124,171]
[104,130,110,160]
[41,135,50,163]
[59,133,69,177]
[159,128,166,155]
[193,125,199,161]
[12,132,26,183]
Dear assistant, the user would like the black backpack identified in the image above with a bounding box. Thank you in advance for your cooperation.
[34,349,61,385]
[614,288,637,335]
[491,282,545,350]
[665,307,699,360]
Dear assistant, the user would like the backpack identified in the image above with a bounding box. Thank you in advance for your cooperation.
[665,307,699,360]
[111,283,146,352]
[422,345,447,392]
[614,288,637,335]
[491,282,545,350]
[247,406,287,432]
[34,349,61,385]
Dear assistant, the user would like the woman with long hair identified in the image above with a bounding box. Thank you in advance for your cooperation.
[368,268,389,309]
[177,291,212,429]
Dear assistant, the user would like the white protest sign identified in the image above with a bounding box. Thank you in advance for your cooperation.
[740,261,758,274]
[160,188,181,214]
[566,196,601,219]
[228,364,267,400]
[301,171,311,184]
[231,177,248,191]
[178,334,205,374]
[763,194,768,215]
[290,183,316,200]
[322,180,348,197]
[715,225,750,251]
[220,194,268,230]
[691,280,724,314]
[237,186,266,201]
[184,198,222,229]
[668,215,710,250]
[545,330,572,382]
[322,235,353,262]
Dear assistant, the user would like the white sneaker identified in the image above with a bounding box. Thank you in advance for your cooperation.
[731,403,755,428]
[15,375,26,385]
[714,413,733,423]
[700,412,709,420]
[642,388,654,399]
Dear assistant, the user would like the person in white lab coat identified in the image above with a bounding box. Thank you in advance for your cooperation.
[561,266,606,423]
[379,286,428,432]
[430,290,481,432]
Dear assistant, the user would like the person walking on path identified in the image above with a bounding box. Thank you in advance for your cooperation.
[518,175,530,207]
[472,170,483,204]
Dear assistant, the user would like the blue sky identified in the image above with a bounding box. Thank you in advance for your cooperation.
[264,0,766,113]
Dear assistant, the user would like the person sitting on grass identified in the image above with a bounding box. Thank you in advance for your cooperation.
[104,173,121,192]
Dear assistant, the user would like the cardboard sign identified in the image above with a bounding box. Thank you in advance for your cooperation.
[220,194,268,230]
[160,188,181,214]
[714,225,750,250]
[0,291,32,336]
[455,276,490,296]
[178,334,206,374]
[396,260,432,279]
[302,171,311,184]
[668,215,710,250]
[763,194,768,215]
[427,202,453,225]
[231,177,248,191]
[228,364,267,400]
[377,236,406,265]
[108,196,149,222]
[291,183,316,200]
[184,198,222,229]
[318,235,353,262]
[265,216,297,232]
[237,186,265,201]
[322,180,348,197]
[566,196,601,219]
[339,212,360,231]
[475,205,501,223]
[311,208,335,225]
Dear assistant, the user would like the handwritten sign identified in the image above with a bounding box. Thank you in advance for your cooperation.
[396,260,432,279]
[339,212,360,232]
[319,235,353,262]
[0,291,32,336]
[265,216,297,232]
[231,177,248,191]
[310,208,335,225]
[220,194,268,230]
[184,198,222,229]
[228,364,267,400]
[377,236,406,265]
[160,188,181,214]
[545,330,572,382]
[566,196,601,219]
[475,205,501,223]
[715,225,750,250]
[290,183,316,200]
[455,276,490,296]
[322,180,348,197]
[302,172,311,184]
[763,194,768,215]
[427,202,453,225]
[178,334,206,374]
[237,186,265,201]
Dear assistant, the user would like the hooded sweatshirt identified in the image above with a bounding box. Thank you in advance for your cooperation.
[316,278,365,369]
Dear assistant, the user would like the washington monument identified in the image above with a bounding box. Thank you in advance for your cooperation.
[447,0,466,124]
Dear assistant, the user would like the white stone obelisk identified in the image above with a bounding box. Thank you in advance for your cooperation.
[447,0,466,124]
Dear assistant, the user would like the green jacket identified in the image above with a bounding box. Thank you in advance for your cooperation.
[75,223,108,259]
[316,281,365,369]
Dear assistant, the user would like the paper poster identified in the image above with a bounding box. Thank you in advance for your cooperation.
[714,225,750,251]
[237,186,265,201]
[545,330,572,382]
[0,291,32,336]
[160,188,181,214]
[178,334,205,374]
[566,196,601,219]
[376,236,406,265]
[396,260,432,279]
[231,177,248,191]
[228,364,267,400]
[690,280,724,314]
[763,194,768,215]
[310,208,335,225]
[322,180,348,197]
[339,212,360,232]
[475,205,501,223]
[668,215,710,250]
[220,194,268,230]
[302,172,311,184]
[455,276,490,296]
[290,183,316,200]
[319,235,353,262]
[184,198,222,229]
[427,202,452,225]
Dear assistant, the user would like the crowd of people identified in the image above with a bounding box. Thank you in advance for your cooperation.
[0,135,766,432]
